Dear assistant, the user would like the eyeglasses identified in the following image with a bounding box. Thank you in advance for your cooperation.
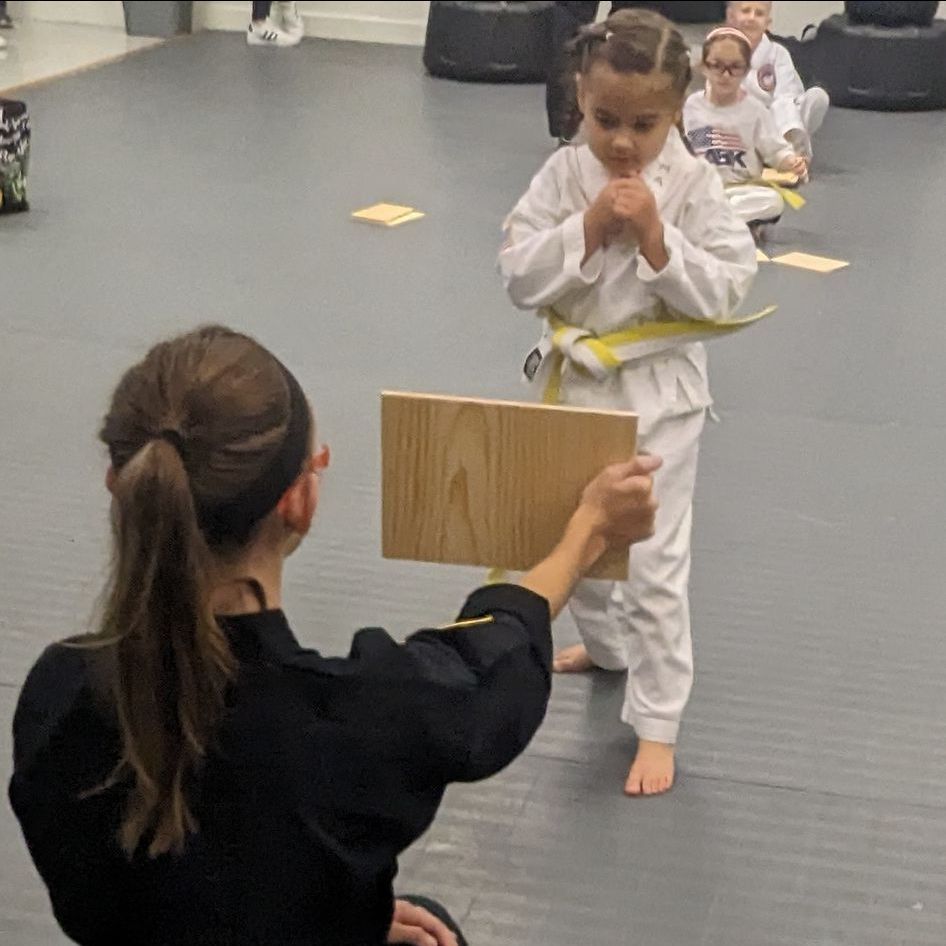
[705,60,749,77]
[309,444,330,477]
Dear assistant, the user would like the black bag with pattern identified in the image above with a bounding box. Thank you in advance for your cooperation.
[0,98,30,214]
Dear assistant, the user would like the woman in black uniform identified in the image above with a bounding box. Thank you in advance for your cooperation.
[8,326,659,946]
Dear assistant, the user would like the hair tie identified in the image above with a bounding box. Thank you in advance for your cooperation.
[156,429,186,457]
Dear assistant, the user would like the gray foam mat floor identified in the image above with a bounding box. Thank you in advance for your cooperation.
[1,31,944,945]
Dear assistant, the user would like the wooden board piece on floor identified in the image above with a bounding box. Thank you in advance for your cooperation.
[771,251,850,273]
[352,203,424,226]
[762,167,800,187]
[386,210,425,227]
[757,248,770,262]
[381,392,638,580]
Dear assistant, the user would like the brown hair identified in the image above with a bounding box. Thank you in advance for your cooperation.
[702,27,752,66]
[560,9,692,144]
[93,325,307,857]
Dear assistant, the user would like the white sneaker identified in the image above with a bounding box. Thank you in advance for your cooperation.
[246,17,300,47]
[275,2,304,40]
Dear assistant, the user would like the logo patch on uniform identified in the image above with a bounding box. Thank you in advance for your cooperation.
[757,63,776,94]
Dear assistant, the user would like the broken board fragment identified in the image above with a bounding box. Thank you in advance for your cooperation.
[771,251,849,273]
[381,392,637,580]
[352,203,425,227]
[762,167,800,187]
[756,248,770,262]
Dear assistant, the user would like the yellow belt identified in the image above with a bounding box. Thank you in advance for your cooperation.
[540,306,777,404]
[489,304,776,584]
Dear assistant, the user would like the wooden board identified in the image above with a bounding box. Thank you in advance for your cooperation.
[762,167,800,187]
[351,202,425,227]
[770,251,850,273]
[381,392,638,580]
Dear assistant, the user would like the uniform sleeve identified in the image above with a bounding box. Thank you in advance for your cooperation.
[349,584,552,783]
[498,153,603,309]
[9,646,123,945]
[636,167,757,320]
[773,43,805,102]
[756,105,796,169]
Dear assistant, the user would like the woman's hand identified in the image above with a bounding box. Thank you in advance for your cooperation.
[518,454,662,619]
[579,455,662,546]
[387,900,458,946]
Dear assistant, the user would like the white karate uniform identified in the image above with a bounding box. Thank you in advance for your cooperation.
[498,132,757,744]
[743,35,829,156]
[684,90,795,225]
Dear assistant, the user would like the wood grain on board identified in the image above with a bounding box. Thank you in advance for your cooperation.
[381,392,638,580]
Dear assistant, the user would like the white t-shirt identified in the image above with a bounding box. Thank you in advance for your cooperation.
[684,90,795,182]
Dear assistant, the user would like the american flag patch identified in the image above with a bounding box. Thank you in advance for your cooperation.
[687,125,746,152]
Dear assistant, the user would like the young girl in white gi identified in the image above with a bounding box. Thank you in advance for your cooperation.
[727,1,830,162]
[499,8,757,796]
[685,27,807,240]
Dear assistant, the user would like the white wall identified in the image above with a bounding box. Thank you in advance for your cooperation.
[11,1,946,45]
[12,1,127,28]
[771,2,843,36]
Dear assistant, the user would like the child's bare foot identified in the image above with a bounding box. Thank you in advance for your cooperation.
[624,739,675,796]
[553,644,596,673]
